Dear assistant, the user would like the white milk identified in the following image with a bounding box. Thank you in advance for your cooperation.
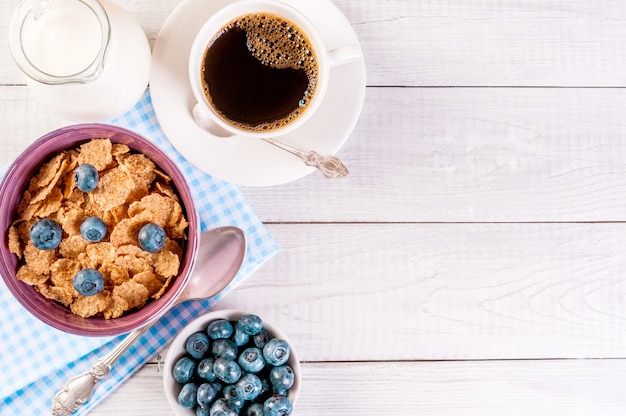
[22,0,103,76]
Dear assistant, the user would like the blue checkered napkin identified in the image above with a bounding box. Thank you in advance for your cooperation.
[0,90,279,415]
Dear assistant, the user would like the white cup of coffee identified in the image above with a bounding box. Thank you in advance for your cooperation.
[188,0,360,138]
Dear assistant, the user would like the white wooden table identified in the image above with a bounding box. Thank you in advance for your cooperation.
[3,0,626,414]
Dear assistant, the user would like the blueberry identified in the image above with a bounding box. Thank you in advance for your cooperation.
[173,356,197,384]
[209,398,238,416]
[235,373,262,401]
[230,394,244,412]
[73,268,104,296]
[197,357,217,381]
[178,382,198,408]
[213,357,242,384]
[263,394,292,416]
[73,164,99,192]
[197,382,218,409]
[245,403,264,416]
[252,329,270,349]
[196,407,210,416]
[263,339,290,366]
[237,314,263,335]
[258,378,272,402]
[222,384,244,411]
[207,319,233,339]
[80,216,107,242]
[212,339,237,360]
[30,218,62,250]
[221,384,237,401]
[186,332,210,360]
[269,365,294,395]
[138,222,166,253]
[233,327,250,347]
[238,347,265,374]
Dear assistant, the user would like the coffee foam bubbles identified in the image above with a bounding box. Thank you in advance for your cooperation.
[217,12,318,130]
[235,13,317,74]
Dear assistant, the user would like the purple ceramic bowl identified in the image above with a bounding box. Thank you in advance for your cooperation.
[0,124,199,336]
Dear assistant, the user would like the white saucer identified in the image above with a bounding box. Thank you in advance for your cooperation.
[150,0,366,186]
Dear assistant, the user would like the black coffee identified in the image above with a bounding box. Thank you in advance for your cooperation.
[201,12,318,132]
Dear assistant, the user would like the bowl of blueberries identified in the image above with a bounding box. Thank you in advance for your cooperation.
[163,309,301,416]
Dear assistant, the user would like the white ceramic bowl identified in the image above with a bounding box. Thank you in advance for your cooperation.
[163,309,301,415]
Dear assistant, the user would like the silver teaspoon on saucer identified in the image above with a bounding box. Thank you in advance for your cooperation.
[192,104,348,178]
[52,226,247,415]
[261,138,349,178]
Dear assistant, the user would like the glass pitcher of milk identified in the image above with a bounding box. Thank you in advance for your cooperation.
[9,0,151,122]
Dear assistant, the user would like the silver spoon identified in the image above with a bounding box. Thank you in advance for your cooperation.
[261,138,349,178]
[52,226,247,415]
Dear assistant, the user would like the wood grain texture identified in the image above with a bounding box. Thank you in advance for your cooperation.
[216,223,626,361]
[2,0,626,415]
[3,1,626,87]
[91,359,626,415]
[348,0,626,87]
[4,86,626,223]
[241,86,626,222]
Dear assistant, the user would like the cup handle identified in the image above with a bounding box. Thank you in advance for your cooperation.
[327,45,361,68]
[192,103,234,137]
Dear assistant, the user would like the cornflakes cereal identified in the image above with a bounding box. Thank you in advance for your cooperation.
[8,226,21,259]
[36,187,64,218]
[109,218,144,247]
[111,143,130,156]
[85,242,117,268]
[30,158,68,204]
[114,252,152,275]
[113,280,149,310]
[50,259,82,292]
[152,277,173,300]
[99,263,130,286]
[23,243,57,275]
[35,153,64,187]
[155,181,178,201]
[132,270,162,297]
[7,138,189,319]
[152,249,180,279]
[38,282,75,307]
[128,193,177,226]
[17,191,41,222]
[57,206,86,236]
[76,139,113,170]
[59,235,88,259]
[117,153,157,188]
[16,265,47,286]
[71,291,111,318]
[91,169,137,212]
[102,296,129,319]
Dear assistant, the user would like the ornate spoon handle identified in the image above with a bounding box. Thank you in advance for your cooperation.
[52,325,150,415]
[262,138,349,178]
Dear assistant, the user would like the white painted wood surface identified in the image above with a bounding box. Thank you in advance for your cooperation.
[2,0,626,414]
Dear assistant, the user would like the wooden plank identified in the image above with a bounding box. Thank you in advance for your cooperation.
[242,86,626,223]
[0,87,68,165]
[214,223,626,361]
[90,359,626,415]
[345,0,626,87]
[3,86,626,223]
[3,1,626,87]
